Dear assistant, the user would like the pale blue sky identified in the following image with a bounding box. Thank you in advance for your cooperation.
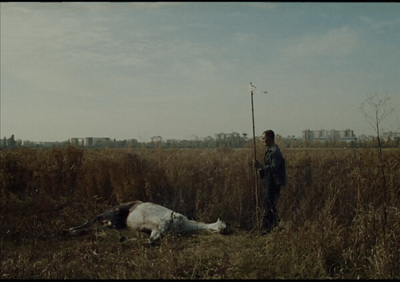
[1,2,399,142]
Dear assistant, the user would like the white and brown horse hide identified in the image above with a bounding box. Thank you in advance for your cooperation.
[68,200,228,244]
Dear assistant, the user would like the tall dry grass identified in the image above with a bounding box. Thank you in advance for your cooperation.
[0,146,399,278]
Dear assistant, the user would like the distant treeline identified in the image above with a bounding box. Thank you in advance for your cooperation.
[1,132,399,149]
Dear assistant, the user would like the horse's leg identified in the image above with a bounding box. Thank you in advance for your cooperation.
[68,210,117,235]
[68,220,93,232]
[149,230,162,245]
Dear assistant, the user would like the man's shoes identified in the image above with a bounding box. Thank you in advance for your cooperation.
[260,228,272,236]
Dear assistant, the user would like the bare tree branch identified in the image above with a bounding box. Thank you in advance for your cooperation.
[359,92,395,134]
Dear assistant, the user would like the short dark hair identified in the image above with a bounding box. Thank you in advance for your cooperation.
[263,130,275,141]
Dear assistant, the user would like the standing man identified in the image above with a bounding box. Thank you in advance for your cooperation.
[254,130,287,234]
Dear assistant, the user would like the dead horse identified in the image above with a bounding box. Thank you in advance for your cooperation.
[67,200,228,244]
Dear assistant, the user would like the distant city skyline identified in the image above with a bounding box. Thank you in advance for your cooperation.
[3,127,397,144]
[1,3,399,142]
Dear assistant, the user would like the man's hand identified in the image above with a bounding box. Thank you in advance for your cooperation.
[254,160,262,169]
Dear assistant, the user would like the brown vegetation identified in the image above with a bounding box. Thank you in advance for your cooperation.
[1,146,399,279]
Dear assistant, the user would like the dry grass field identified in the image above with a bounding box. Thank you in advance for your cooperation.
[1,146,399,279]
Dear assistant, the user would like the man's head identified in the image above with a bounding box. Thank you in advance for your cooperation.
[261,130,275,148]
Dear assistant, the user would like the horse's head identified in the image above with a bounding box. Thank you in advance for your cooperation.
[216,218,235,235]
[216,218,227,232]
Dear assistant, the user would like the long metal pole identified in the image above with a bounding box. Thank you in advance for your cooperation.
[251,90,260,227]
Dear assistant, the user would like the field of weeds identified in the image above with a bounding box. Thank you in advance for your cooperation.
[1,146,399,279]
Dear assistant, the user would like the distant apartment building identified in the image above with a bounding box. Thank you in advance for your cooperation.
[302,129,357,143]
[70,137,110,146]
[382,131,400,141]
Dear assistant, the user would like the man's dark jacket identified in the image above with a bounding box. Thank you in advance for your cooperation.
[259,145,287,187]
